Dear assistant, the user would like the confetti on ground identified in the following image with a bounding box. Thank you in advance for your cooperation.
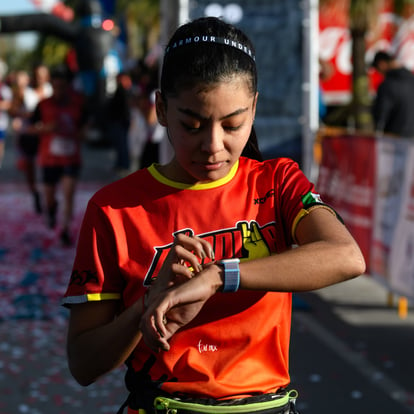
[0,185,89,321]
[0,183,126,414]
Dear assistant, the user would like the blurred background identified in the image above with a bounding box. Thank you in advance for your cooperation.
[1,0,412,167]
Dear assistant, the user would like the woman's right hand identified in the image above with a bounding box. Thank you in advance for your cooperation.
[144,233,214,299]
[140,233,216,352]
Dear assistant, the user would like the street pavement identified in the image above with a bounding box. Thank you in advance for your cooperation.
[1,136,414,413]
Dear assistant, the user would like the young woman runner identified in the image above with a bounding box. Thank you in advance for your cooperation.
[62,16,365,414]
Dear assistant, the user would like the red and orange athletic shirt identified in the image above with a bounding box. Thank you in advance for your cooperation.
[62,156,333,399]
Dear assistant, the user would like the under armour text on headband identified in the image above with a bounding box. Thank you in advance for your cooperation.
[165,36,255,61]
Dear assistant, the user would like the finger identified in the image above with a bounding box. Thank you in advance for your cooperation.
[174,237,215,272]
[173,245,203,273]
[175,234,215,261]
[140,316,163,352]
[153,310,169,340]
[143,330,170,353]
[190,236,215,261]
[147,314,170,352]
[171,262,194,280]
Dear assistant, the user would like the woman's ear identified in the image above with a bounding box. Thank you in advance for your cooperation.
[155,90,167,126]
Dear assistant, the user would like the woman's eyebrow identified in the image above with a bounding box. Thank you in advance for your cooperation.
[177,107,249,121]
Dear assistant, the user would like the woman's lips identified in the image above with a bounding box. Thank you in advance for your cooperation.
[202,162,224,171]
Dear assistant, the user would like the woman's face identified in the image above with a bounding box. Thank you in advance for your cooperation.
[156,76,257,184]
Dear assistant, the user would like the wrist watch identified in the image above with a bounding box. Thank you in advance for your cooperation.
[217,258,240,292]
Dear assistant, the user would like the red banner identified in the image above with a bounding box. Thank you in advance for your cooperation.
[317,133,414,299]
[319,0,401,105]
[317,133,376,269]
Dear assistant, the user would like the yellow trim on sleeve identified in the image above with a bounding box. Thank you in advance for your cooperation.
[61,292,121,307]
[86,292,121,301]
[126,409,147,414]
[291,205,338,243]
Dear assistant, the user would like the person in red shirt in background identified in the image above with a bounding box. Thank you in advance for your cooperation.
[27,64,88,246]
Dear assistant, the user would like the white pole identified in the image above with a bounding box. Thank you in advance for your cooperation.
[302,0,319,180]
[179,0,190,25]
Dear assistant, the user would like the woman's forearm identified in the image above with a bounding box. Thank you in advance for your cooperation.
[67,300,144,386]
[239,239,365,292]
[238,209,365,292]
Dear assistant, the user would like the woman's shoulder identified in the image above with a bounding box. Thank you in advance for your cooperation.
[237,157,305,189]
[240,156,300,173]
[90,168,152,207]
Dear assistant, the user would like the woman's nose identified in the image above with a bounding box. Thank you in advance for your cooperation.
[201,124,225,154]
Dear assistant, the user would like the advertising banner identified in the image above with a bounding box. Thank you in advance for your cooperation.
[370,138,408,280]
[387,143,414,295]
[317,133,376,267]
[319,0,413,105]
[318,133,414,299]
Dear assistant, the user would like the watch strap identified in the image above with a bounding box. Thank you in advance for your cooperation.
[217,258,240,292]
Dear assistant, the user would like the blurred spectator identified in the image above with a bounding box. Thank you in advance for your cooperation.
[318,58,335,122]
[26,65,88,246]
[128,85,168,171]
[129,58,159,94]
[105,72,132,177]
[9,70,45,213]
[371,51,414,137]
[31,63,53,102]
[128,85,148,171]
[0,59,12,168]
[128,85,168,170]
[9,65,53,213]
[137,88,165,169]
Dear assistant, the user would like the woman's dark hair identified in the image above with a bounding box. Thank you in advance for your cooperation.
[160,17,262,161]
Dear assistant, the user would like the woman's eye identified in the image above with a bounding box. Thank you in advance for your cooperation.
[224,125,242,131]
[181,122,201,132]
[181,121,242,132]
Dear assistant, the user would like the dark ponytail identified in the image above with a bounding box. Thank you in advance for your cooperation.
[242,127,263,161]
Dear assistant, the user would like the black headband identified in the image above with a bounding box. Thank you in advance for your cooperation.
[165,36,255,61]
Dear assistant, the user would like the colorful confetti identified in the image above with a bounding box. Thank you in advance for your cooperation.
[0,183,126,413]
